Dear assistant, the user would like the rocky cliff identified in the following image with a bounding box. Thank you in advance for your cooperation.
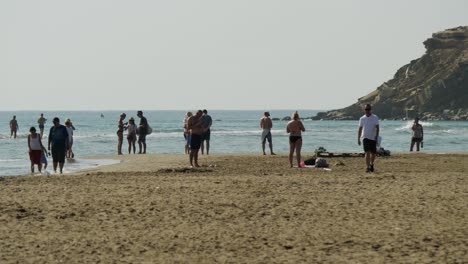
[314,26,468,120]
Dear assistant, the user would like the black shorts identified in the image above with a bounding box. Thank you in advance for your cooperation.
[289,136,302,143]
[52,144,66,163]
[202,129,211,141]
[190,134,202,150]
[363,138,377,153]
[138,133,146,143]
[411,137,423,143]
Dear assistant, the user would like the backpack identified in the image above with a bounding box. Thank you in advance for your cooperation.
[315,158,328,168]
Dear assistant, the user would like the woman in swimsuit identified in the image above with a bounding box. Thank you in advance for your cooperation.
[286,111,305,168]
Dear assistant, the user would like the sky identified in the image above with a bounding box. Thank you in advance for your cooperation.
[1,0,467,111]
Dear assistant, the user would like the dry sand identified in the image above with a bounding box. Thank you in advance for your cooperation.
[0,152,467,263]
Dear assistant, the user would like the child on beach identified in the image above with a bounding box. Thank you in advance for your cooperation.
[28,127,44,174]
[40,146,50,175]
[125,117,137,154]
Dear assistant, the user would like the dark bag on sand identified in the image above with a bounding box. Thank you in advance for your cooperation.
[315,158,329,168]
[304,157,316,166]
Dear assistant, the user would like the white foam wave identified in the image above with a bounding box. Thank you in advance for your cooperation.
[396,121,434,131]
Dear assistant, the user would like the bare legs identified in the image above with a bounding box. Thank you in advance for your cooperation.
[189,148,200,167]
[410,141,421,152]
[128,138,136,154]
[52,162,64,174]
[117,133,124,155]
[365,151,376,172]
[201,140,210,155]
[262,142,275,155]
[138,136,146,154]
[289,139,302,168]
[30,162,42,174]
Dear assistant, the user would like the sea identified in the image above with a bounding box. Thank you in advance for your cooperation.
[1,110,467,176]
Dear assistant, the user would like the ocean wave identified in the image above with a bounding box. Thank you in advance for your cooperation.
[0,158,24,163]
[395,121,436,131]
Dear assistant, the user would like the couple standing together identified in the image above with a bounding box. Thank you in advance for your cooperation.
[260,111,305,168]
[186,109,212,167]
[117,111,148,155]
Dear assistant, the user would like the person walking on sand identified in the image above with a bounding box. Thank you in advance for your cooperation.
[183,112,193,154]
[10,115,19,139]
[37,113,47,138]
[137,111,148,154]
[187,110,204,167]
[125,117,137,154]
[48,117,69,174]
[28,127,44,174]
[260,111,275,155]
[117,113,126,155]
[358,104,380,173]
[200,109,213,155]
[65,118,76,158]
[287,111,305,168]
[410,117,424,152]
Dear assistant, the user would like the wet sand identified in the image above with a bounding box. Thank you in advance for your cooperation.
[0,153,467,263]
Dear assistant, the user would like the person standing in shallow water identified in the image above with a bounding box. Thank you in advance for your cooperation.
[260,111,275,155]
[37,113,47,138]
[286,111,305,168]
[117,113,126,155]
[10,115,19,139]
[358,104,380,173]
[28,127,44,174]
[48,117,69,174]
[410,117,424,152]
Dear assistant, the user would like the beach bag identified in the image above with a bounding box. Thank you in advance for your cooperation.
[315,158,328,168]
[304,157,316,166]
[147,125,153,135]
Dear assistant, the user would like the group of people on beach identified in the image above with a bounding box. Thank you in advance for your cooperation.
[183,109,213,167]
[264,104,423,172]
[117,111,149,155]
[26,114,75,175]
[11,105,424,175]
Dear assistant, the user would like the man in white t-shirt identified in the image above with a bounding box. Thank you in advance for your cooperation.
[358,104,380,172]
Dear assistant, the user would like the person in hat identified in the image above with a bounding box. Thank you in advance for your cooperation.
[260,111,275,155]
[410,117,424,151]
[117,113,127,155]
[125,117,137,154]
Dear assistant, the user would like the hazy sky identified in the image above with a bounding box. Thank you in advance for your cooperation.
[2,0,467,111]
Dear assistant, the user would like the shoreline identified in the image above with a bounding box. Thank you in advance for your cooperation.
[3,151,468,177]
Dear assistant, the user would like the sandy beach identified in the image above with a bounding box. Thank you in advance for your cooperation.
[0,152,466,263]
